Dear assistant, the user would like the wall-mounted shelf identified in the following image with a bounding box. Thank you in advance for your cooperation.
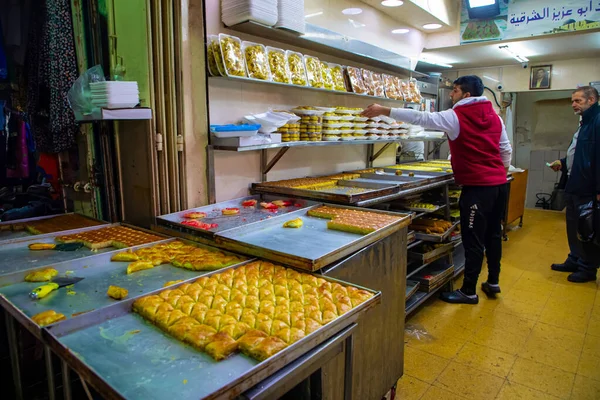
[227,21,427,78]
[209,75,421,106]
[75,108,152,122]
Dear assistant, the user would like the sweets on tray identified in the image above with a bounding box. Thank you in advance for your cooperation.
[259,177,337,190]
[304,56,323,88]
[219,34,246,77]
[267,46,290,83]
[24,268,58,282]
[307,206,402,235]
[111,240,244,272]
[329,63,347,91]
[287,51,307,86]
[55,226,163,250]
[107,285,128,300]
[243,41,271,80]
[410,218,453,235]
[132,261,373,361]
[32,310,66,326]
[23,214,104,235]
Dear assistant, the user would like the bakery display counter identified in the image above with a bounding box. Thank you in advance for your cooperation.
[0,224,165,277]
[216,204,411,271]
[0,213,108,243]
[41,262,380,400]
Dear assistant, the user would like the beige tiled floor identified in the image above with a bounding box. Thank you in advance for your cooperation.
[399,209,600,400]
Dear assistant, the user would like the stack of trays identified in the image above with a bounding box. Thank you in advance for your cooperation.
[221,0,278,27]
[413,260,454,293]
[275,0,305,34]
[90,81,139,109]
[406,280,420,300]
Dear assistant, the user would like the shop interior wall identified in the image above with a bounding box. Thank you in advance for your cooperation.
[205,0,419,201]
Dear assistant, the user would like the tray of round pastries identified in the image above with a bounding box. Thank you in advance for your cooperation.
[215,204,411,271]
[42,260,380,400]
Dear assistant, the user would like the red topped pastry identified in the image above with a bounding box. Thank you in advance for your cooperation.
[183,211,207,219]
[222,208,240,216]
[181,220,218,230]
[242,199,257,207]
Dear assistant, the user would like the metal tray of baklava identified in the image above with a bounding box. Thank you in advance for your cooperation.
[41,263,381,400]
[0,213,108,243]
[215,204,411,271]
[154,195,318,243]
[0,237,251,340]
[251,180,400,205]
[0,223,167,278]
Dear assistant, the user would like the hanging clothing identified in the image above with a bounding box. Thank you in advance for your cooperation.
[27,0,79,153]
[0,18,7,81]
[6,118,29,178]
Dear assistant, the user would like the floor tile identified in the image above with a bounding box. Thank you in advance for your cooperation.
[479,310,536,336]
[497,381,561,400]
[570,374,600,400]
[538,305,591,334]
[508,358,575,399]
[395,375,429,400]
[495,297,546,321]
[587,315,600,338]
[403,346,450,384]
[471,325,529,355]
[577,352,600,382]
[434,361,504,399]
[419,385,467,400]
[583,334,600,358]
[519,323,585,373]
[454,341,516,378]
[405,334,467,359]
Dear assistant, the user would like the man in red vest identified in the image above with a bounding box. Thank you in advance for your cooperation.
[362,75,512,304]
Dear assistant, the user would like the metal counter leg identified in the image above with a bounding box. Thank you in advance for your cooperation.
[62,360,72,400]
[6,313,23,400]
[45,346,56,400]
[343,335,354,400]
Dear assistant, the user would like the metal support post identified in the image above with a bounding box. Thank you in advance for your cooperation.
[207,145,216,204]
[6,313,23,400]
[366,144,374,168]
[263,147,289,175]
[45,346,56,400]
[62,360,72,400]
[443,183,451,220]
[370,142,394,163]
[343,334,354,400]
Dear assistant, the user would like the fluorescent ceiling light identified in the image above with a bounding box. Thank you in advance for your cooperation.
[392,28,410,34]
[483,75,499,82]
[342,8,363,15]
[348,19,366,28]
[423,23,442,30]
[305,11,323,19]
[468,0,496,7]
[499,45,529,62]
[381,0,404,6]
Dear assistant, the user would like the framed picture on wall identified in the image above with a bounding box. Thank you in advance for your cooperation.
[530,65,552,90]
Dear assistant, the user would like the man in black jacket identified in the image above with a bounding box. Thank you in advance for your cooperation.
[550,86,600,283]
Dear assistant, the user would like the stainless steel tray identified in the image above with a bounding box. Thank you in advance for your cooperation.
[0,238,250,339]
[215,204,411,271]
[252,181,400,205]
[0,223,167,277]
[42,264,381,400]
[155,195,318,241]
[408,242,454,264]
[0,213,108,243]
[413,221,460,243]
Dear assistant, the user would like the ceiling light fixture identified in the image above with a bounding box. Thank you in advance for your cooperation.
[342,8,363,15]
[305,11,324,19]
[423,23,442,30]
[392,28,410,34]
[499,45,529,62]
[381,0,404,6]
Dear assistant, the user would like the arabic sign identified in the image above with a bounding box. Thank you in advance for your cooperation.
[505,0,600,39]
[460,0,600,44]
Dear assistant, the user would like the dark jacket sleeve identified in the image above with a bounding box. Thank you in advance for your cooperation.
[596,122,600,194]
[560,157,567,173]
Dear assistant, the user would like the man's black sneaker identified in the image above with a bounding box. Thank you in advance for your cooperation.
[481,282,501,296]
[567,270,597,283]
[440,289,479,304]
[551,263,578,272]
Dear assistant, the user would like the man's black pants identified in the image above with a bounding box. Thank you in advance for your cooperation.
[459,184,509,295]
[565,193,600,271]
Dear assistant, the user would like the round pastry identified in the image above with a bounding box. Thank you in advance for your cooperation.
[183,211,207,219]
[242,199,257,207]
[222,208,240,216]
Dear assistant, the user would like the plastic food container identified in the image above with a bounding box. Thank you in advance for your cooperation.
[329,63,347,92]
[361,69,375,96]
[219,33,246,77]
[304,55,323,88]
[321,62,334,90]
[266,46,291,84]
[210,124,260,138]
[242,41,271,80]
[346,67,367,94]
[286,50,308,86]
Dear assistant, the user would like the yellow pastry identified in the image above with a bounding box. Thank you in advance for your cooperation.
[126,261,155,274]
[32,310,67,326]
[24,268,58,282]
[111,252,140,262]
[283,218,303,228]
[107,285,129,300]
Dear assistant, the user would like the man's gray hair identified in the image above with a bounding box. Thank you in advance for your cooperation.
[573,86,599,102]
